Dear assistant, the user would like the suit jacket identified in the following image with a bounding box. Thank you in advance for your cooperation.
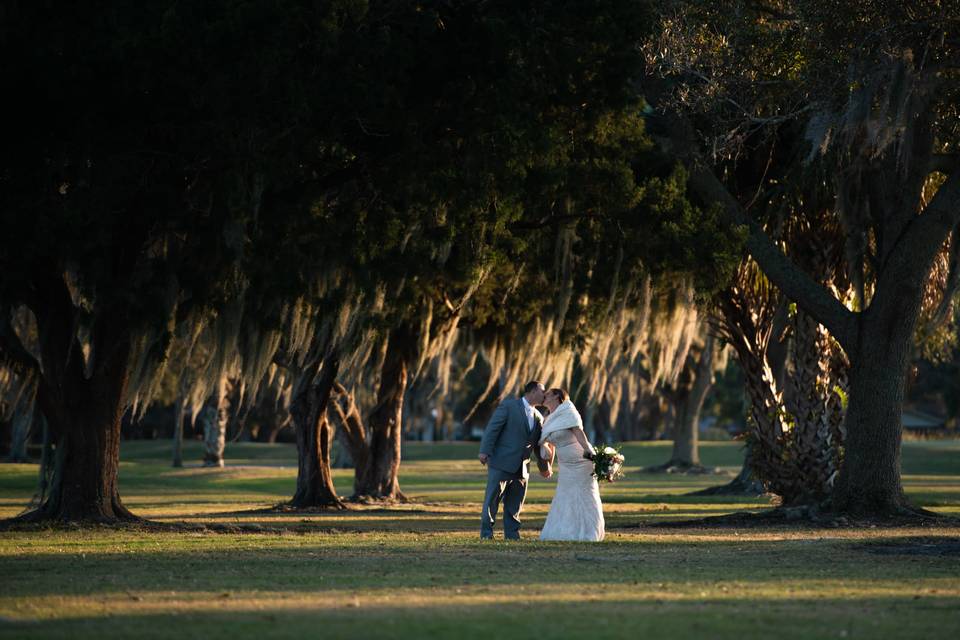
[479,398,549,478]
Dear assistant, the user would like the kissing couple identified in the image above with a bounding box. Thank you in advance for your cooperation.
[478,381,605,541]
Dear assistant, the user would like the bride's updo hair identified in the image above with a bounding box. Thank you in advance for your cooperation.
[549,388,568,403]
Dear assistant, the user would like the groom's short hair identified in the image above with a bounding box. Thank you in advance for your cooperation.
[522,381,542,396]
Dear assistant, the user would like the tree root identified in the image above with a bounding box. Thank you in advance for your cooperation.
[275,499,349,512]
[0,511,150,532]
[347,490,410,506]
[642,460,723,475]
[0,498,147,530]
[687,477,766,497]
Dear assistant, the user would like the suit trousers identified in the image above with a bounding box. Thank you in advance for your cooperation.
[480,466,528,539]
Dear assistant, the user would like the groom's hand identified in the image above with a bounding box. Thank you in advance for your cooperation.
[478,453,489,465]
[540,465,552,478]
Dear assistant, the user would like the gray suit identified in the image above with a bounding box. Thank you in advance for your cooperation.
[478,398,549,539]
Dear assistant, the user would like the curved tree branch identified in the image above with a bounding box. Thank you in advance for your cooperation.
[879,168,960,310]
[641,95,858,350]
[686,160,859,350]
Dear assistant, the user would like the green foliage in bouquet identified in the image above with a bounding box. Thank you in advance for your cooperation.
[591,445,626,484]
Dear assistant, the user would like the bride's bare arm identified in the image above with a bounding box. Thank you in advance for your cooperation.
[540,442,555,465]
[572,428,596,458]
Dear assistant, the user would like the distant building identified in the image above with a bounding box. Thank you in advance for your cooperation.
[902,409,947,436]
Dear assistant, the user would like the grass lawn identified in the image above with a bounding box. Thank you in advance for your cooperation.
[1,439,958,639]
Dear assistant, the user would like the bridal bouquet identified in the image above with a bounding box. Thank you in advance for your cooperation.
[590,445,625,483]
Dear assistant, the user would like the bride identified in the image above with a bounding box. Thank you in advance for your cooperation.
[538,388,605,541]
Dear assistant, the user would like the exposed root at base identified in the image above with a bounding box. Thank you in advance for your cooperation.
[642,460,724,475]
[348,490,410,506]
[273,500,350,512]
[0,504,146,530]
[686,478,766,497]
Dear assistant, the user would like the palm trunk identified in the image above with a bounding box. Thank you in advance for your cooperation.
[782,308,845,505]
[724,314,790,495]
[709,277,789,497]
[289,352,344,509]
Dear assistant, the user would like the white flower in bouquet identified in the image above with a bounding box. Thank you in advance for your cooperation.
[604,446,617,455]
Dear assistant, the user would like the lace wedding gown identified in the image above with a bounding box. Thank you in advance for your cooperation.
[539,427,605,541]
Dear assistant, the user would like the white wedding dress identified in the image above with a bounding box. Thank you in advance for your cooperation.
[539,403,605,542]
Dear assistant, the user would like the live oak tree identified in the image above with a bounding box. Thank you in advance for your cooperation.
[314,1,743,501]
[0,0,413,523]
[0,0,656,517]
[646,0,960,517]
[264,0,663,505]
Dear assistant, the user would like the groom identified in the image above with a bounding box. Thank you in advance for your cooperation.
[478,381,552,539]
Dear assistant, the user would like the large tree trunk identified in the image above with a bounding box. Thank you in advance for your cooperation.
[29,332,138,523]
[288,352,344,509]
[831,306,914,515]
[669,399,701,467]
[353,325,414,501]
[671,336,715,468]
[650,335,716,472]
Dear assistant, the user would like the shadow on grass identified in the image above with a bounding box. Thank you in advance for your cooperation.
[1,594,958,640]
[5,535,960,600]
[180,505,465,519]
